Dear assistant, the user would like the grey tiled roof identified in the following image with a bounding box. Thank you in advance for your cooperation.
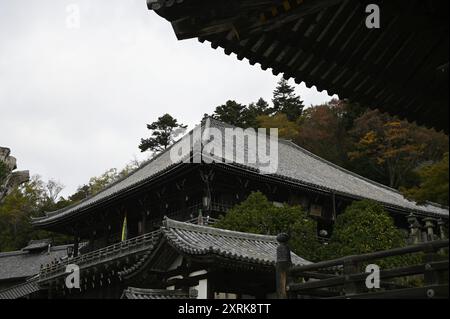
[0,278,39,299]
[22,239,52,251]
[202,119,449,217]
[121,287,194,299]
[33,118,448,226]
[162,218,310,267]
[0,245,70,281]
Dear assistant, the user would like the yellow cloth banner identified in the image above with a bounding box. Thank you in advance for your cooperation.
[121,214,127,242]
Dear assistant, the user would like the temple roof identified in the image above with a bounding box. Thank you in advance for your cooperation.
[3,218,310,298]
[147,0,449,133]
[21,239,52,252]
[0,279,40,300]
[32,118,448,228]
[121,287,196,299]
[0,243,70,282]
[161,218,310,267]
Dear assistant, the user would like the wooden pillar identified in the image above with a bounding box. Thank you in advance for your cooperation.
[73,236,79,257]
[176,179,187,219]
[200,168,214,218]
[331,192,337,221]
[276,233,291,299]
[422,244,445,298]
[142,211,147,234]
[343,260,361,295]
[138,199,148,234]
[438,219,447,240]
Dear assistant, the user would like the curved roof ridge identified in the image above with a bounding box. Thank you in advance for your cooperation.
[281,140,448,211]
[162,217,277,242]
[34,121,207,222]
[160,217,311,267]
[33,117,448,226]
[0,251,27,258]
[207,118,418,198]
[281,139,404,195]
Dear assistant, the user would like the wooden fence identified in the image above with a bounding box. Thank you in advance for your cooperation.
[276,236,449,299]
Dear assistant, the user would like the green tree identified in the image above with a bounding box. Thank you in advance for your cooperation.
[323,200,412,268]
[272,78,304,121]
[0,176,70,251]
[214,192,322,261]
[68,184,91,203]
[257,113,300,140]
[69,160,141,203]
[139,114,187,154]
[402,153,449,206]
[209,98,272,129]
[87,168,121,195]
[250,98,270,115]
[245,98,271,128]
[210,100,253,128]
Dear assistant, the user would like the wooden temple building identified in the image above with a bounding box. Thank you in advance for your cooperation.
[1,118,448,299]
[1,0,448,299]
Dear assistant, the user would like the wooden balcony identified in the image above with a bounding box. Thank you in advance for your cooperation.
[38,216,220,284]
[39,229,161,283]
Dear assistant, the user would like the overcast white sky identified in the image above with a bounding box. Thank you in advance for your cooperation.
[0,0,336,198]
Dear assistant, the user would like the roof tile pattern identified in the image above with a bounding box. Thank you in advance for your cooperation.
[162,218,310,267]
[121,287,193,299]
[0,245,69,281]
[202,120,449,217]
[22,239,52,251]
[0,279,40,299]
[33,118,448,227]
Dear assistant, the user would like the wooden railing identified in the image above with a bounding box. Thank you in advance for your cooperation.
[184,216,220,226]
[276,236,449,299]
[144,202,229,229]
[39,216,220,282]
[39,229,161,281]
[166,201,233,219]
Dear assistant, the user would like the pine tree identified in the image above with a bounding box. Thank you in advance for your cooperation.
[272,78,304,121]
[139,114,187,154]
[245,98,270,128]
[210,100,251,128]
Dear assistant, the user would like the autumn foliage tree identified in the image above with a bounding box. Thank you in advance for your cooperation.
[295,100,350,167]
[348,110,448,189]
[257,113,300,140]
[402,153,449,206]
